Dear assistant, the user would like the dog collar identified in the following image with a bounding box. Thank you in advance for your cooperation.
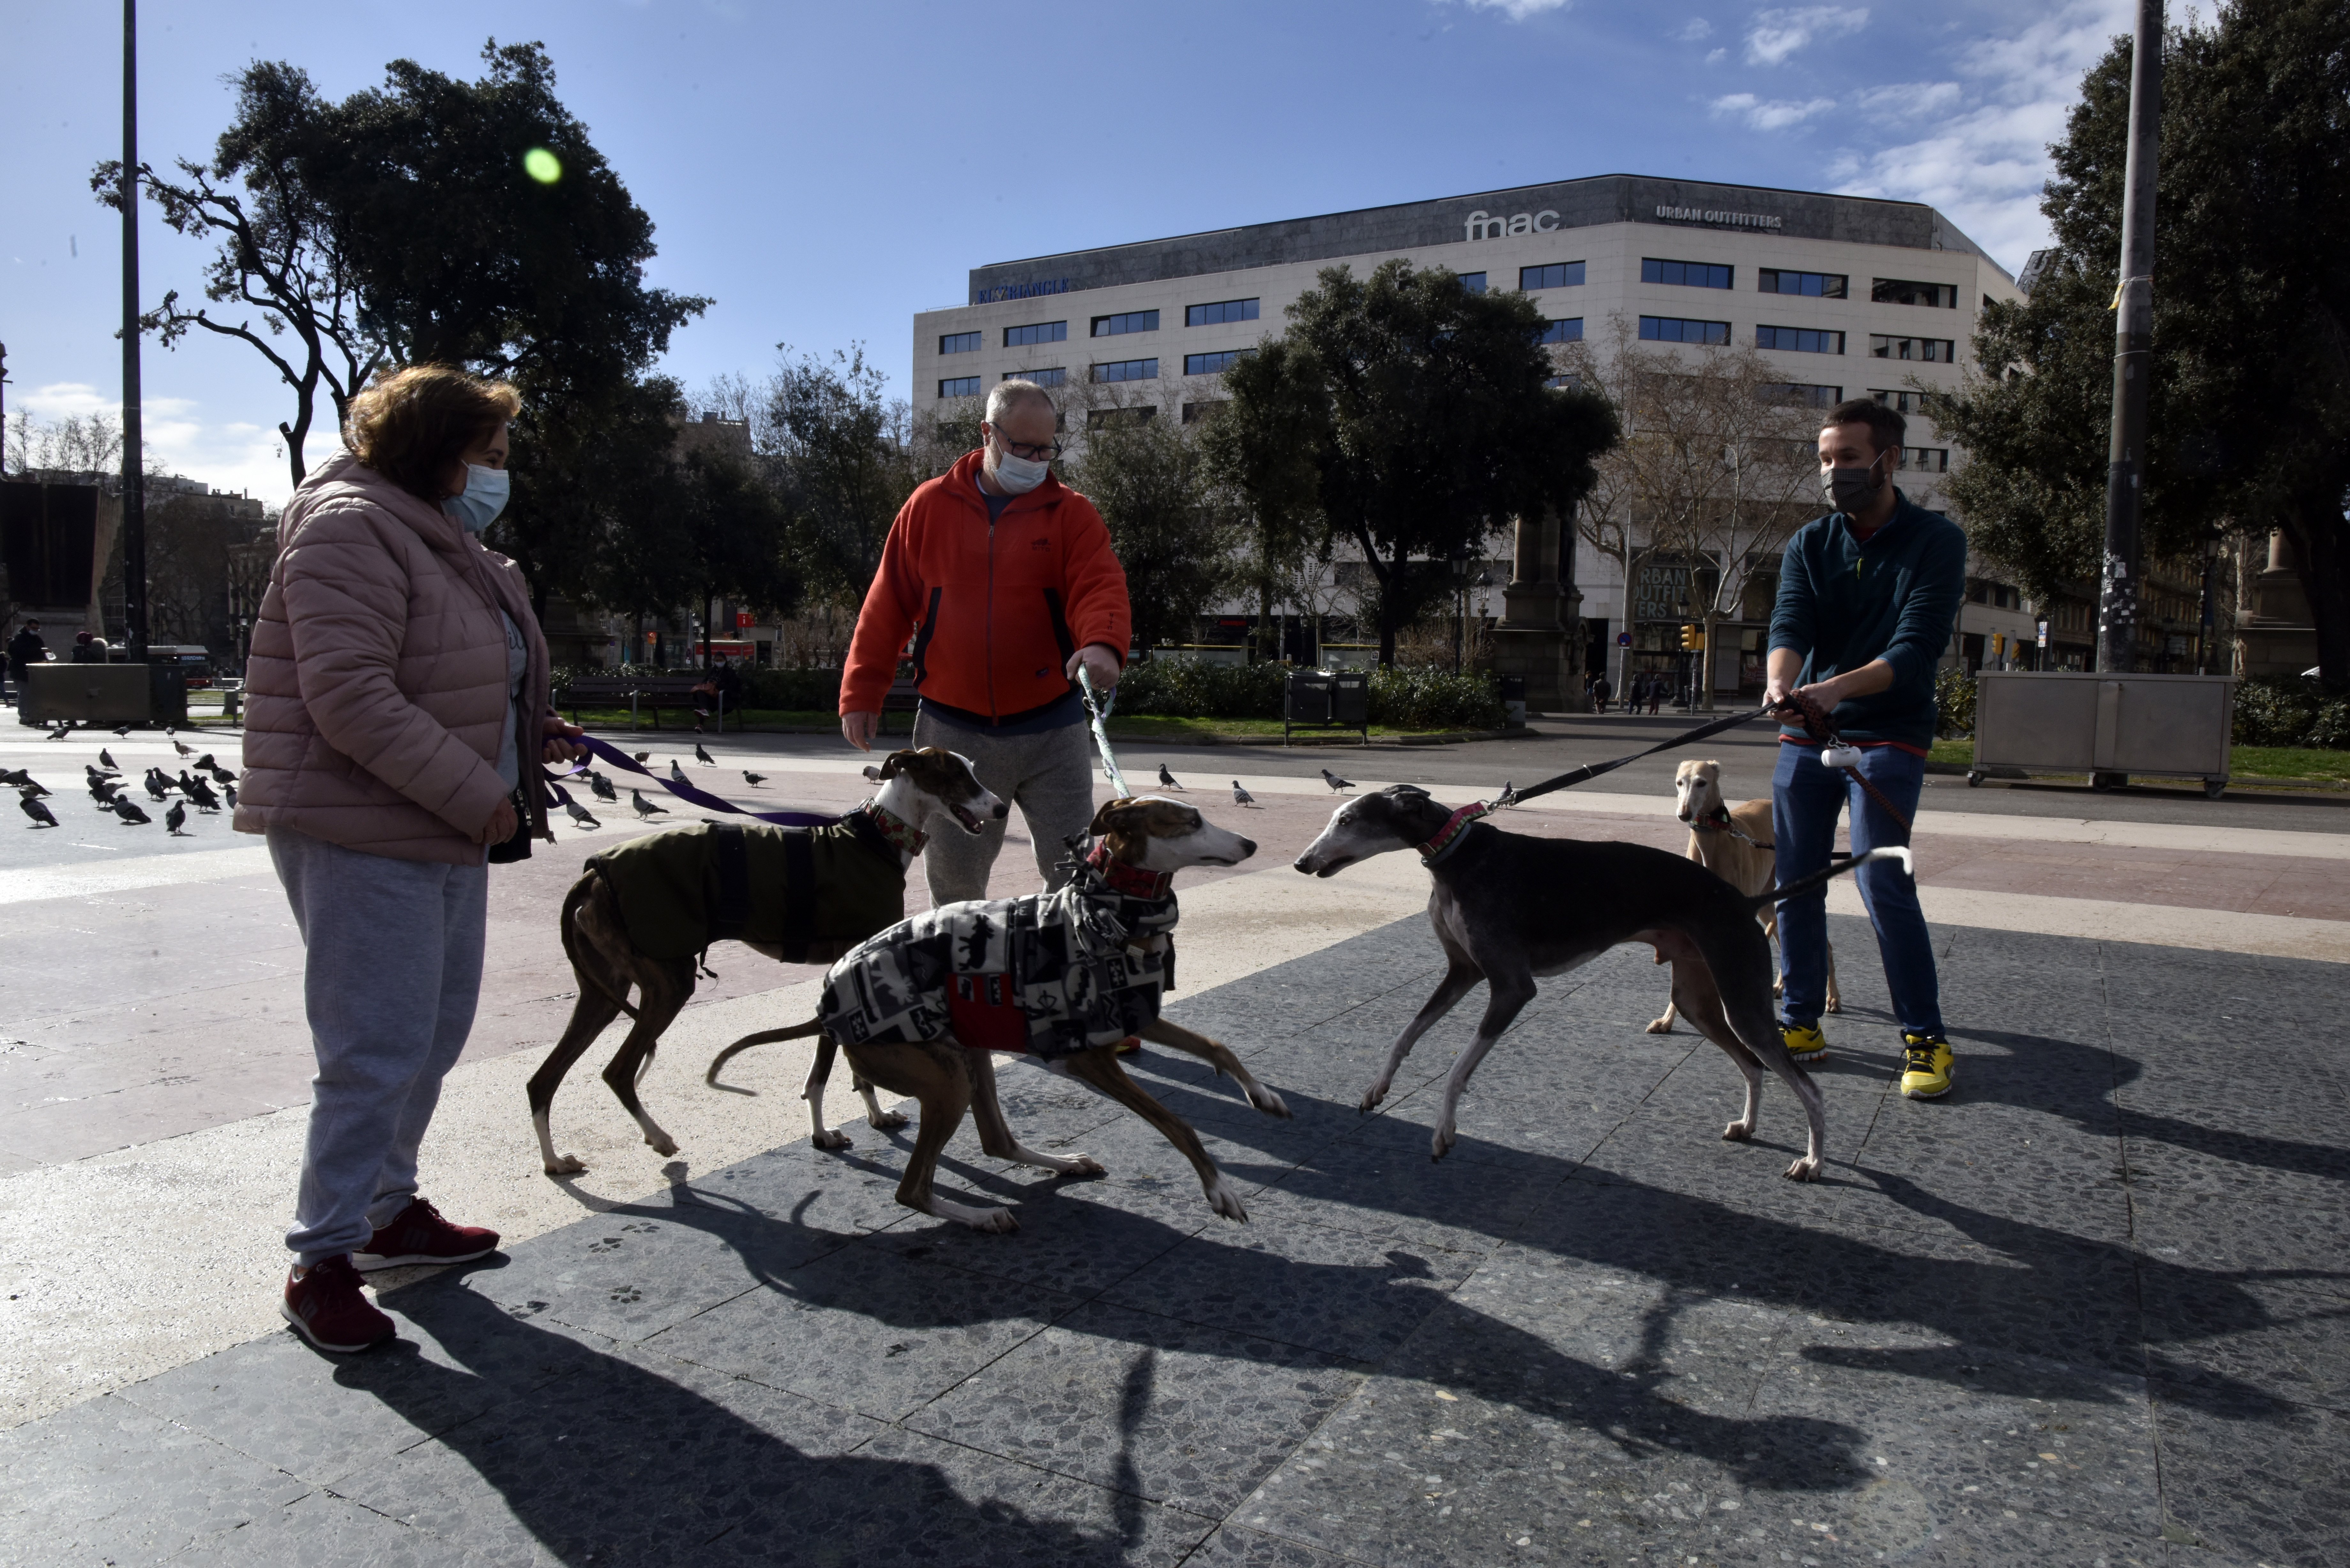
[863,801,927,856]
[1692,804,1733,832]
[1086,842,1174,901]
[1417,802,1490,864]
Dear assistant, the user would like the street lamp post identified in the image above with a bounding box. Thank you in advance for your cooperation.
[2096,0,2163,674]
[120,0,148,668]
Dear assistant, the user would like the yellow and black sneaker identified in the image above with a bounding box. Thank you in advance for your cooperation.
[1899,1032,1955,1099]
[1779,1022,1827,1064]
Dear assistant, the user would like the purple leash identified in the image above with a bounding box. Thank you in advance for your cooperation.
[546,733,843,828]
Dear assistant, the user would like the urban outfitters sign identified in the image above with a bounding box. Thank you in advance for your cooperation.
[1654,204,1783,231]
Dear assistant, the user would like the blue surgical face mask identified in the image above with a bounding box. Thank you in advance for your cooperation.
[989,442,1050,496]
[443,463,511,535]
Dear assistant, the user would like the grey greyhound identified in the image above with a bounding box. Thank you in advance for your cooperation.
[1293,786,1911,1180]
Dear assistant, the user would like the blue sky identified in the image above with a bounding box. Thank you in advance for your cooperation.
[1,0,2135,506]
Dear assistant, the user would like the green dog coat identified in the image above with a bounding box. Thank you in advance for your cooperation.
[586,808,910,964]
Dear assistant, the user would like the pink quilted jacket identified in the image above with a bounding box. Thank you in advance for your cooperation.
[234,451,552,865]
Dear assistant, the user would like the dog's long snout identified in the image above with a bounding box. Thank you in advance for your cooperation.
[1237,837,1256,858]
[1291,853,1314,874]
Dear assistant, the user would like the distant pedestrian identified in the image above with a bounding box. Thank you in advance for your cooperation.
[6,618,46,703]
[239,364,586,1354]
[714,655,743,730]
[1590,673,1612,714]
[1647,675,1664,715]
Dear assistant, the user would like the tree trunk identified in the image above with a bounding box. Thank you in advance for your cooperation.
[2281,504,2350,686]
[702,589,714,671]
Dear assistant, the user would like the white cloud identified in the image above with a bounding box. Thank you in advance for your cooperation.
[1711,91,1839,130]
[1744,5,1869,65]
[16,380,303,505]
[1445,0,1572,19]
[1853,81,1964,118]
[1706,46,1727,62]
[1672,17,1715,41]
[1831,0,2133,271]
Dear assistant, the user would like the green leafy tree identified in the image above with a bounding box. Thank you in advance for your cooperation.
[1207,260,1618,665]
[1066,414,1236,655]
[764,345,918,605]
[1935,0,2350,680]
[495,373,686,621]
[600,449,798,670]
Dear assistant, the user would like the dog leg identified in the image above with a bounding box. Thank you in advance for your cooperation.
[1138,1017,1291,1118]
[1430,976,1534,1161]
[1670,958,1765,1143]
[857,1074,910,1131]
[804,1034,851,1150]
[970,1054,1104,1178]
[601,982,691,1158]
[846,1042,1017,1232]
[529,988,624,1177]
[1363,957,1482,1112]
[1824,938,1841,1014]
[1059,1049,1246,1221]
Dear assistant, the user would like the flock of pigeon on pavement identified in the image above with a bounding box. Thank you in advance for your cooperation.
[10,721,237,835]
[12,724,1369,839]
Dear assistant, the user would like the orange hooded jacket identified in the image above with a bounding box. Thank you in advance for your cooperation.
[840,450,1131,727]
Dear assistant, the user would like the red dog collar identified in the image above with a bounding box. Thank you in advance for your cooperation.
[1417,802,1490,863]
[863,801,927,856]
[1087,842,1174,900]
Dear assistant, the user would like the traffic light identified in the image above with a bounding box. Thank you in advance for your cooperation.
[1678,623,1696,652]
[1691,627,1706,652]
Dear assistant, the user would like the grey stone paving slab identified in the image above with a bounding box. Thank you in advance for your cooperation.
[861,1180,1208,1299]
[2129,1189,2350,1301]
[166,1489,515,1568]
[1247,1132,1561,1255]
[647,1241,1074,1421]
[2150,1381,2350,1564]
[1181,1522,1368,1567]
[2138,1272,2350,1412]
[905,1299,1365,1516]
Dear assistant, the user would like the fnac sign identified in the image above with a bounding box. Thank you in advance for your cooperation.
[1462,209,1559,241]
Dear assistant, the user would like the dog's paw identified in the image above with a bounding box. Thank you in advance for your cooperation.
[1249,1085,1292,1119]
[1783,1155,1822,1182]
[1205,1176,1249,1222]
[1722,1121,1754,1142]
[867,1110,910,1131]
[644,1134,680,1157]
[1646,1016,1675,1035]
[1358,1081,1390,1113]
[1824,997,1842,1014]
[811,1129,853,1151]
[1067,1155,1107,1178]
[970,1207,1019,1234]
[543,1154,587,1176]
[1429,1124,1458,1162]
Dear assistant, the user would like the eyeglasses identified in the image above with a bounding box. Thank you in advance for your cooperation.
[989,430,1063,463]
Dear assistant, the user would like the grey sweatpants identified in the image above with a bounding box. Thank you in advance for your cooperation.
[910,711,1100,905]
[267,827,488,1264]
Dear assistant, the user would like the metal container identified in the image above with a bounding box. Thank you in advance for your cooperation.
[1970,671,2233,797]
[1284,668,1369,745]
[19,663,188,727]
[1498,673,1528,728]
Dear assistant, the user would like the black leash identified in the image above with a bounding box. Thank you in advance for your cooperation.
[1495,705,1777,809]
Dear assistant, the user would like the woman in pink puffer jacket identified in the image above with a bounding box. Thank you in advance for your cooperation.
[238,366,584,1354]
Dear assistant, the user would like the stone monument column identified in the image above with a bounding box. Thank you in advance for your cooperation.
[1490,504,1586,712]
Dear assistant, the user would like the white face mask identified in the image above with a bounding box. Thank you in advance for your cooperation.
[989,440,1050,495]
[443,463,511,535]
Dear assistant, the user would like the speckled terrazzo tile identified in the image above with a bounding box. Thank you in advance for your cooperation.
[684,1134,937,1231]
[1570,1102,1864,1209]
[2129,1189,2350,1300]
[855,1181,1208,1300]
[1247,1134,1558,1254]
[745,1424,1219,1568]
[1100,1217,1478,1361]
[2113,1067,2350,1142]
[2117,1132,2350,1217]
[2138,1273,2350,1411]
[161,1487,514,1568]
[456,1197,783,1342]
[326,1340,883,1567]
[1181,1522,1371,1567]
[1744,1315,2163,1542]
[904,1299,1364,1516]
[2149,1380,2350,1566]
[646,1240,1073,1421]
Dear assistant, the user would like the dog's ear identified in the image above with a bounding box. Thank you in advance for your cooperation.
[875,748,919,781]
[1088,797,1150,838]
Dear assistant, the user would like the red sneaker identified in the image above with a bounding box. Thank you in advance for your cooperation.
[280,1255,394,1353]
[352,1197,500,1271]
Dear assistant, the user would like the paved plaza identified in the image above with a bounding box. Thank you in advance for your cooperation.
[2,720,2346,1566]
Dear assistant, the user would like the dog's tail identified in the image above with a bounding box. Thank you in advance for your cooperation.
[561,876,640,1021]
[705,1016,824,1086]
[1747,846,1914,909]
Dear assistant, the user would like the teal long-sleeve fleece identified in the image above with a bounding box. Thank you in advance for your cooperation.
[1768,489,1967,750]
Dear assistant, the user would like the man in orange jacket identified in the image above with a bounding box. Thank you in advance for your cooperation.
[841,380,1131,904]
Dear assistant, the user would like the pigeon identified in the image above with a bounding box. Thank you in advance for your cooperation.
[187,777,222,812]
[563,797,602,829]
[89,776,123,805]
[87,762,118,782]
[172,739,194,758]
[177,769,203,794]
[1321,768,1354,793]
[21,793,59,828]
[695,743,715,765]
[1231,780,1258,807]
[112,724,133,737]
[14,772,48,798]
[165,800,189,835]
[670,759,689,784]
[742,771,766,788]
[632,750,652,763]
[589,771,617,803]
[224,781,238,809]
[145,774,170,803]
[194,753,217,772]
[165,724,177,736]
[1157,764,1184,791]
[632,789,668,818]
[112,798,152,825]
[208,763,237,785]
[0,767,31,789]
[46,721,72,739]
[100,747,120,770]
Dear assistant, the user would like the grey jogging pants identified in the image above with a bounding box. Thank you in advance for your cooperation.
[910,711,1100,905]
[267,827,488,1264]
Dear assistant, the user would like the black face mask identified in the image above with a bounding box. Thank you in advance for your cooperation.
[1822,449,1889,513]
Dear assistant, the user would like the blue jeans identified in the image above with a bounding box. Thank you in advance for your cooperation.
[1771,742,1942,1037]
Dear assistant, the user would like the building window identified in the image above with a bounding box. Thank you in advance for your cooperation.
[1181,400,1228,425]
[1758,268,1848,298]
[1758,382,1844,408]
[1088,406,1158,429]
[1185,298,1259,327]
[1520,261,1587,290]
[1459,272,1488,294]
[1870,388,1927,414]
[1093,358,1158,383]
[1756,325,1845,355]
[1184,350,1255,375]
[1536,318,1584,345]
[1898,447,1950,472]
[1092,311,1160,337]
[939,377,982,399]
[1003,321,1067,348]
[1004,367,1066,387]
[1641,257,1733,290]
[1870,335,1955,362]
[939,331,982,355]
[1872,278,1959,308]
[1545,373,1582,390]
[1639,315,1730,346]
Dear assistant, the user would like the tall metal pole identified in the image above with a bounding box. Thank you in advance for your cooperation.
[2096,0,2162,674]
[120,0,148,665]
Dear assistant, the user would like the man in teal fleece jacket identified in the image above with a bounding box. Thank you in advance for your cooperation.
[1767,398,1966,1100]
